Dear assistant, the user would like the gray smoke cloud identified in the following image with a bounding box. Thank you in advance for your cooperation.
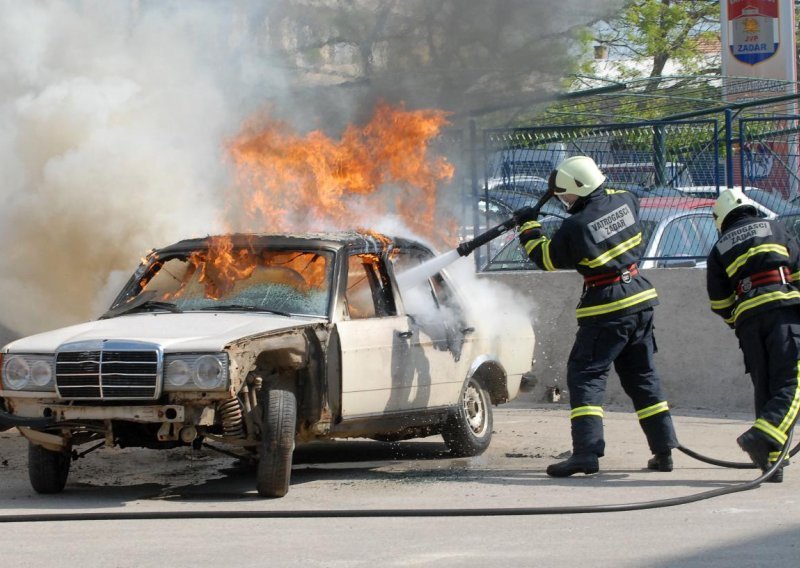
[0,0,621,337]
[0,0,285,334]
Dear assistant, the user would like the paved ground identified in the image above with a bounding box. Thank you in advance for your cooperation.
[0,404,797,567]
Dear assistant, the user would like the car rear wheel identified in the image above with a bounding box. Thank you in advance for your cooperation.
[256,382,297,498]
[28,442,71,494]
[442,377,493,457]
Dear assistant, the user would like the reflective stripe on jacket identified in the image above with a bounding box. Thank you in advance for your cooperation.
[706,214,800,327]
[523,187,659,323]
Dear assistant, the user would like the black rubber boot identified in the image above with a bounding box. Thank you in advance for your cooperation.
[546,453,599,478]
[647,451,673,472]
[765,465,784,483]
[736,429,771,471]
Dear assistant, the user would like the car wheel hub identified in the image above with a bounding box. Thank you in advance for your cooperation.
[463,384,486,435]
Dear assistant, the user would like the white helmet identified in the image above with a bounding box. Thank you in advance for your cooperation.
[550,156,606,198]
[712,187,757,232]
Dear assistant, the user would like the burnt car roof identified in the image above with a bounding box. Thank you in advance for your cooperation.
[152,232,431,257]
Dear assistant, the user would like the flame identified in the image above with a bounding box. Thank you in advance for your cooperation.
[138,102,459,303]
[138,235,331,302]
[186,236,258,300]
[226,101,455,242]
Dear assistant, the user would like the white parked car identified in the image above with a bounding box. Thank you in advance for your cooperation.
[0,233,535,497]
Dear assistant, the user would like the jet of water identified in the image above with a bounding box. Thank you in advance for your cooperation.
[395,249,462,290]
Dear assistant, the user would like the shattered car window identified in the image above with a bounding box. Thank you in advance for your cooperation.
[110,246,333,317]
[345,253,396,319]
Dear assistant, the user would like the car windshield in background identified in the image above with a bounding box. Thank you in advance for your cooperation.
[484,198,717,271]
[107,248,334,317]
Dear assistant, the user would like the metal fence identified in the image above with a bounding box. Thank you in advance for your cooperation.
[462,99,800,272]
[472,120,722,271]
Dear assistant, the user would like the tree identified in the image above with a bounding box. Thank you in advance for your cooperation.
[582,0,720,90]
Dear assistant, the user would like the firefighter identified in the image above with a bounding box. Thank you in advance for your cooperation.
[517,156,678,477]
[707,187,800,482]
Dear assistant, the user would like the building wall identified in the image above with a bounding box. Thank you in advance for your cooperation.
[481,268,753,414]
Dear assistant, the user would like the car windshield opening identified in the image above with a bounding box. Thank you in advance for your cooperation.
[109,246,334,317]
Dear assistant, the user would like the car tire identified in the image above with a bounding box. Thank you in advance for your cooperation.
[442,377,493,457]
[28,442,71,494]
[256,382,297,498]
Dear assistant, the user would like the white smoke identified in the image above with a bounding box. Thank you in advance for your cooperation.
[0,0,283,334]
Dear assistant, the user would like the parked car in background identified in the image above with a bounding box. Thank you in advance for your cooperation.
[486,144,568,179]
[0,232,535,497]
[484,196,719,271]
[676,185,800,217]
[477,189,566,259]
[486,175,550,194]
[600,161,695,189]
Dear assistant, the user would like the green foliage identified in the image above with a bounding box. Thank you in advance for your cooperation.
[583,0,720,79]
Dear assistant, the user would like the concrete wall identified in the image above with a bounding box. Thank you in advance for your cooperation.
[481,269,754,414]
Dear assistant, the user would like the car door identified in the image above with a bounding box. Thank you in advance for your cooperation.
[336,251,414,419]
[390,249,473,409]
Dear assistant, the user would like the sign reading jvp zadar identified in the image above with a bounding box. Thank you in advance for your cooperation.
[728,0,780,65]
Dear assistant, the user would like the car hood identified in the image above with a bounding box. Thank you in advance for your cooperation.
[3,312,322,353]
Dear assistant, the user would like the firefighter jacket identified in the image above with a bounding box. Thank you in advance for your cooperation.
[520,187,659,323]
[706,213,800,328]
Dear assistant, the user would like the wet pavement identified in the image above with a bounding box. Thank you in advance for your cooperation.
[0,405,797,567]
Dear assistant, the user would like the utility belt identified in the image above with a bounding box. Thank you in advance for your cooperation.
[735,266,792,296]
[583,264,638,288]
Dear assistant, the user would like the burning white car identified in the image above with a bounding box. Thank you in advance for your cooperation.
[0,232,534,497]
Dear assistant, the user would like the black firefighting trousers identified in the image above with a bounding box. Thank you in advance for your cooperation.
[566,308,678,457]
[736,306,800,454]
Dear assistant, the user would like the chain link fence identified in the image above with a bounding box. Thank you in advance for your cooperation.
[473,120,721,271]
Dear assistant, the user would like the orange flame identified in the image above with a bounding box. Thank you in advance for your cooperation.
[141,236,331,302]
[142,102,458,302]
[226,101,455,242]
[188,236,257,300]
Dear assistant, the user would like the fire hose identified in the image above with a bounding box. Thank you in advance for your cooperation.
[0,433,794,523]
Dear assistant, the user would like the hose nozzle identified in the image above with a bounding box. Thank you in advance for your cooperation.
[457,189,554,258]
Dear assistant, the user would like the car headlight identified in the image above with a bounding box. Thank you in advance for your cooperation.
[2,354,56,392]
[164,353,228,391]
[166,359,191,387]
[195,355,225,389]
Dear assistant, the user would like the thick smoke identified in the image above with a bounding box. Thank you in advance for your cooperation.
[0,0,621,337]
[0,0,283,334]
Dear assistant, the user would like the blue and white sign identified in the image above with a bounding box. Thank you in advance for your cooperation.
[721,0,796,98]
[729,1,779,64]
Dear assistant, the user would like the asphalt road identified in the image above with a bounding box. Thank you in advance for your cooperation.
[0,404,797,567]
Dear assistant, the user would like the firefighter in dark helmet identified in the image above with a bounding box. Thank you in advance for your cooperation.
[707,186,800,482]
[517,156,678,477]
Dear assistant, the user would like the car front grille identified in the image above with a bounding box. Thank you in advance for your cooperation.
[55,345,161,400]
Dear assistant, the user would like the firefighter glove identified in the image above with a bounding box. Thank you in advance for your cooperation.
[518,220,543,242]
[514,206,539,225]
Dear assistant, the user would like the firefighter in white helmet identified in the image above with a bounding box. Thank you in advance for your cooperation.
[517,155,678,477]
[707,186,800,482]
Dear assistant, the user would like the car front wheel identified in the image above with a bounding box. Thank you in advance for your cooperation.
[28,442,71,494]
[442,377,493,457]
[256,382,297,498]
